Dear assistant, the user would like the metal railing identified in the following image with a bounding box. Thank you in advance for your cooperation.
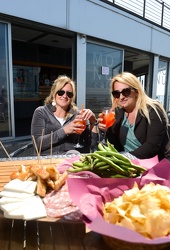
[100,0,170,31]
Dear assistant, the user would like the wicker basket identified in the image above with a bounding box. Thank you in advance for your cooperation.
[102,235,170,250]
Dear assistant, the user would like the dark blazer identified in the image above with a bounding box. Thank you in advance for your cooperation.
[106,106,169,160]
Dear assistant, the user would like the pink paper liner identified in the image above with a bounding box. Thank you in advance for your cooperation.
[56,156,80,173]
[67,158,170,245]
[132,155,159,170]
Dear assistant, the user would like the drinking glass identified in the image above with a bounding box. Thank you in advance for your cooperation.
[101,107,116,144]
[74,119,86,148]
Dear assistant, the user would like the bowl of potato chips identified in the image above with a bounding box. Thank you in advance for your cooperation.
[102,181,170,250]
[67,158,170,250]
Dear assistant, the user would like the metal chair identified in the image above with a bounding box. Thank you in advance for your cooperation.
[9,141,34,157]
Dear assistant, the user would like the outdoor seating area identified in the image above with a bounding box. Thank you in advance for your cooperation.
[0,151,109,250]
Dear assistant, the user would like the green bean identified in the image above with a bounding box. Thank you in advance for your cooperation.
[67,166,91,173]
[72,161,85,167]
[84,155,93,163]
[97,164,111,170]
[73,162,91,170]
[72,164,83,169]
[79,155,86,161]
[103,145,112,151]
[97,150,131,165]
[98,143,106,151]
[106,140,118,152]
[110,155,131,166]
[130,162,146,172]
[93,161,109,168]
[90,153,128,175]
[92,158,101,165]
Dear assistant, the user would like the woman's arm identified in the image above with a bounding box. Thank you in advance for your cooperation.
[130,108,168,159]
[31,106,68,151]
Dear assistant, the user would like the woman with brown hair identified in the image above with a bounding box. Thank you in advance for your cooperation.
[31,75,98,155]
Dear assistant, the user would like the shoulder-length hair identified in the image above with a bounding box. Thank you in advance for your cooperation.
[110,72,168,124]
[44,75,78,112]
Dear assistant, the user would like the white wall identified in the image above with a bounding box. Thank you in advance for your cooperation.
[0,0,67,28]
[1,0,170,58]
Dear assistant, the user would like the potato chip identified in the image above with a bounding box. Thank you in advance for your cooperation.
[103,182,170,239]
[146,209,170,238]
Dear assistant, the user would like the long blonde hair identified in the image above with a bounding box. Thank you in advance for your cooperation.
[110,72,168,124]
[45,75,78,112]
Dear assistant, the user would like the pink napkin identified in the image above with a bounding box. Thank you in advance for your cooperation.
[132,155,159,170]
[67,158,170,245]
[56,156,80,173]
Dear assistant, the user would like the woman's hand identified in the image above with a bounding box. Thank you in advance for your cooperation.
[63,115,85,135]
[80,109,96,124]
[98,113,107,132]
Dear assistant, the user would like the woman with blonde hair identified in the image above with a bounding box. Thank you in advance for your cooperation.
[98,72,170,160]
[31,75,98,155]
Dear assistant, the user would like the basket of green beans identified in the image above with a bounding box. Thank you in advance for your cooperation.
[67,141,146,178]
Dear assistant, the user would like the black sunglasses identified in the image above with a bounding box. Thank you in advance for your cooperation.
[112,87,134,99]
[57,90,73,98]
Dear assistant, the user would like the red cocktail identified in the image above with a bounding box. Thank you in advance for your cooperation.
[75,120,86,134]
[102,108,116,128]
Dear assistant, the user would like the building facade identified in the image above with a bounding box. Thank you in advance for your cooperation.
[0,0,170,140]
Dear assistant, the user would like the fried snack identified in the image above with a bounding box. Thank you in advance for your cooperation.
[103,182,170,239]
[36,176,47,197]
[10,165,35,181]
[45,178,55,189]
[10,163,68,197]
[54,171,68,191]
[30,164,50,179]
[45,165,60,181]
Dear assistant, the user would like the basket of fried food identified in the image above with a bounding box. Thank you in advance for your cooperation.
[67,159,170,250]
[102,181,170,250]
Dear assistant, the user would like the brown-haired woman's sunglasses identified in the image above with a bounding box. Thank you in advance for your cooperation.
[57,90,73,98]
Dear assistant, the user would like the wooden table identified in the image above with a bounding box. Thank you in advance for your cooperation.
[0,158,109,250]
[0,213,108,249]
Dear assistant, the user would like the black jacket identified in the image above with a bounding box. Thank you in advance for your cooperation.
[106,107,169,160]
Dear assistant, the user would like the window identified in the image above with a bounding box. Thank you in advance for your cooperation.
[86,43,123,115]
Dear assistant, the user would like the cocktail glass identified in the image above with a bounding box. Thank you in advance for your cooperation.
[74,119,86,148]
[101,107,116,144]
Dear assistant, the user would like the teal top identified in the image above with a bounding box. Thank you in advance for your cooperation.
[119,113,141,152]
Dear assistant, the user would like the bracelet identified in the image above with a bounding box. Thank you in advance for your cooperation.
[90,120,99,126]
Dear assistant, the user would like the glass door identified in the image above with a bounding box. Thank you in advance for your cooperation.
[0,22,13,138]
[86,42,123,115]
[156,60,168,106]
